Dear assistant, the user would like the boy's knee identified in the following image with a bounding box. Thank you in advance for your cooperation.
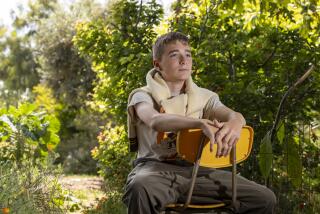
[264,188,276,210]
[256,186,277,212]
[123,174,150,206]
[242,183,276,213]
[126,174,156,196]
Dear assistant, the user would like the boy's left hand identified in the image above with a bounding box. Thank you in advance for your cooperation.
[214,120,242,158]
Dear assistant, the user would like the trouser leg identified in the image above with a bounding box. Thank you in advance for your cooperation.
[189,168,276,214]
[122,161,192,214]
[123,162,276,214]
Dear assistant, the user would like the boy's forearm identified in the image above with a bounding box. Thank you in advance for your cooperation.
[227,112,246,127]
[150,113,204,132]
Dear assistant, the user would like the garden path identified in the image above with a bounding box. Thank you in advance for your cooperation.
[59,175,106,213]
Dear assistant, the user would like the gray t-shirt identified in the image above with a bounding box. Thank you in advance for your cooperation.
[128,91,224,161]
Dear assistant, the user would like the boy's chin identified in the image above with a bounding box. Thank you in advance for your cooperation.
[176,77,190,82]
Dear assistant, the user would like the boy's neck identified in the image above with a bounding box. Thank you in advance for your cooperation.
[166,81,186,97]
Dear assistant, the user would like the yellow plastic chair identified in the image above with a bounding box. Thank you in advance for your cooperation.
[164,126,254,213]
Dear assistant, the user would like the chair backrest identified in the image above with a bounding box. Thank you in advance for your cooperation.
[176,126,254,168]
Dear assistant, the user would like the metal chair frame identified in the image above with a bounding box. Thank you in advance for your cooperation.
[164,126,254,213]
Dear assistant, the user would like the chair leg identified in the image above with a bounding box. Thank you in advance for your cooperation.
[182,134,206,210]
[231,145,238,212]
[184,156,201,208]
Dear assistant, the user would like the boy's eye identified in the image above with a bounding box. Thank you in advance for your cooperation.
[186,53,192,57]
[169,53,177,57]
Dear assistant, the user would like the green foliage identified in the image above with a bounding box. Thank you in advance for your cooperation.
[89,124,132,213]
[74,0,164,124]
[0,0,107,174]
[0,0,319,211]
[0,31,40,105]
[258,132,273,179]
[32,84,63,115]
[0,0,59,105]
[277,122,285,145]
[0,161,66,214]
[84,191,126,214]
[72,0,163,182]
[35,0,100,109]
[72,0,164,187]
[167,0,320,185]
[32,0,107,174]
[286,138,302,187]
[74,0,320,212]
[0,102,60,165]
[91,124,134,192]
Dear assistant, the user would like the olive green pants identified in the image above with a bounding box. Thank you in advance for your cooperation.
[123,160,276,214]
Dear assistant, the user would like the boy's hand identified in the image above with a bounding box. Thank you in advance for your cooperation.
[200,119,223,153]
[214,120,242,157]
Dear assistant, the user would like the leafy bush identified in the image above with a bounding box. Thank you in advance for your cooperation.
[0,161,66,214]
[89,124,133,213]
[84,191,126,214]
[91,124,135,192]
[0,103,60,165]
[73,0,163,125]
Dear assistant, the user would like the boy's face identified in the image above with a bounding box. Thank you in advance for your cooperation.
[153,40,192,82]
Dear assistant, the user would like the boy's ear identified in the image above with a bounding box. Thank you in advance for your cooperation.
[153,60,162,71]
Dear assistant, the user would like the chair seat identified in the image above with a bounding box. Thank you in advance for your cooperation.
[164,202,230,214]
[166,202,226,209]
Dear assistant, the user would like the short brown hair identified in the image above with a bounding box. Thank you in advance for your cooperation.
[152,32,189,60]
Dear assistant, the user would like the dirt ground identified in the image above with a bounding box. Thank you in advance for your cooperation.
[59,175,106,213]
[59,175,104,191]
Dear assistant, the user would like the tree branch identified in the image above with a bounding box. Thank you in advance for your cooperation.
[270,64,315,143]
[228,51,236,81]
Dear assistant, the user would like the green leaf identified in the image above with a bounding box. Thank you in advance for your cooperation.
[46,115,60,133]
[286,141,302,188]
[49,133,60,145]
[276,122,285,144]
[119,57,128,65]
[258,131,273,179]
[18,103,37,115]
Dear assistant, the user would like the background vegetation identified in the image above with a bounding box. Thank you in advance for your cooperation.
[0,0,319,213]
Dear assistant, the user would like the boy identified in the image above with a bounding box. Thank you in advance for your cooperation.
[123,32,276,213]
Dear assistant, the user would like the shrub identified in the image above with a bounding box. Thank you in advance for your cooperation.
[91,124,135,192]
[89,124,134,213]
[0,161,66,213]
[0,103,60,165]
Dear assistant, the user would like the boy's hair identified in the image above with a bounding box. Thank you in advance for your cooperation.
[152,32,189,60]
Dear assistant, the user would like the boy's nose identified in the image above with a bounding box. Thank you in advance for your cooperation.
[179,55,186,64]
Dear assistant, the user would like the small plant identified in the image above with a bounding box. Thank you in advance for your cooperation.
[0,161,66,214]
